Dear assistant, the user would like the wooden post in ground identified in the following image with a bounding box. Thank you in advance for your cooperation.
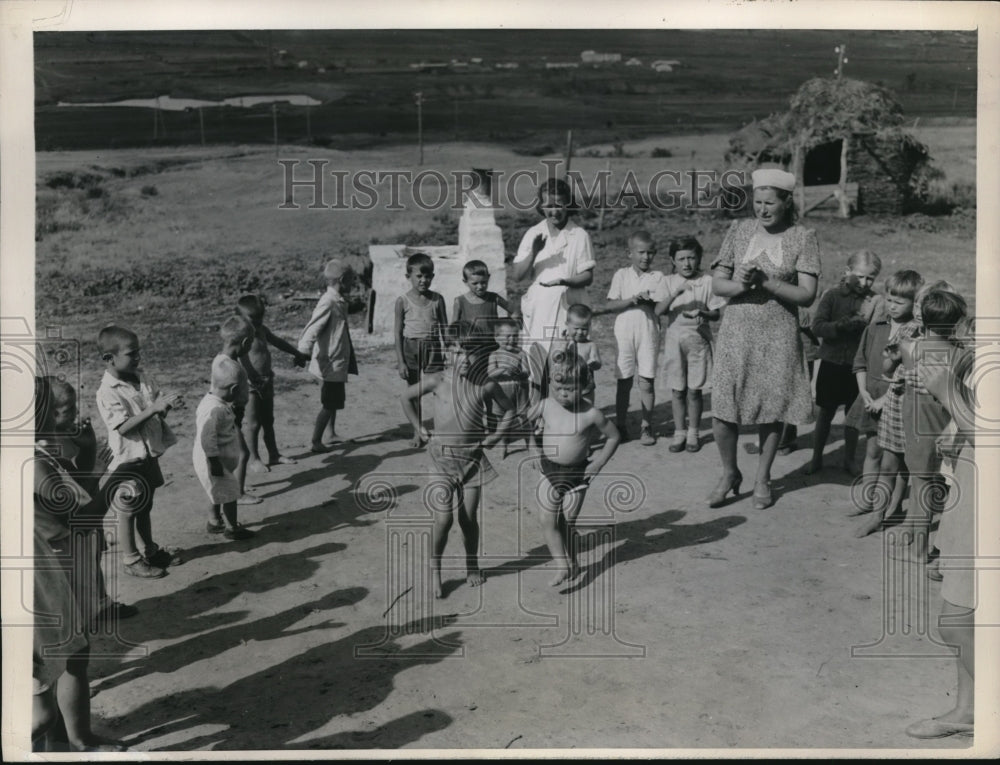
[198,107,206,146]
[272,103,278,156]
[838,135,850,218]
[564,129,573,177]
[598,159,610,231]
[415,91,424,166]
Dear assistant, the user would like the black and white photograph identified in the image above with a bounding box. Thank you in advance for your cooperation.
[2,0,999,758]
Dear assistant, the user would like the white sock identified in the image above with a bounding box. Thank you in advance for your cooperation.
[687,427,698,439]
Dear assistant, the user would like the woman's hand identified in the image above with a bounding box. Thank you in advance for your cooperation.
[539,278,565,288]
[531,233,546,258]
[397,361,409,381]
[733,262,757,287]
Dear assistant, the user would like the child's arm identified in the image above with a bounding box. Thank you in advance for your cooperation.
[298,294,332,361]
[809,290,838,339]
[200,407,224,475]
[653,283,680,316]
[394,297,408,380]
[263,325,310,365]
[493,292,511,316]
[584,409,620,480]
[116,391,181,436]
[452,296,464,324]
[481,381,516,448]
[399,373,441,441]
[434,293,449,346]
[587,344,602,372]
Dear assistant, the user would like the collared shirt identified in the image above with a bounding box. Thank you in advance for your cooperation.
[607,266,669,336]
[297,286,357,382]
[95,370,177,471]
[662,272,727,330]
[812,284,885,366]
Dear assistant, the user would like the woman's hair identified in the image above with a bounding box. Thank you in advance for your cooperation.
[884,269,924,300]
[668,236,703,260]
[462,260,490,281]
[405,252,434,275]
[535,177,579,217]
[752,186,798,225]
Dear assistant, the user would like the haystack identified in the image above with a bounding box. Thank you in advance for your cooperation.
[726,77,931,216]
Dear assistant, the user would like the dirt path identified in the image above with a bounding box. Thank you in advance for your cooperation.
[85,356,969,752]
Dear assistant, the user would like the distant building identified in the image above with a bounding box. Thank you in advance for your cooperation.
[297,60,309,69]
[470,57,483,64]
[651,59,681,73]
[495,62,519,70]
[546,62,579,70]
[625,57,643,66]
[581,50,622,64]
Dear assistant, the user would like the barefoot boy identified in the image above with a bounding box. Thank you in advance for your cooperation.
[400,321,516,598]
[216,315,259,505]
[298,259,359,452]
[236,294,310,473]
[529,354,620,587]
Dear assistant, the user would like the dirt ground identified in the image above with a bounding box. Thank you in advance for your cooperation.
[81,355,973,753]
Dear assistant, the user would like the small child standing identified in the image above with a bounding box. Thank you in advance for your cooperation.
[856,270,924,538]
[216,315,260,506]
[540,303,601,406]
[452,259,511,377]
[400,321,516,598]
[655,237,725,453]
[95,325,181,579]
[529,354,620,587]
[194,356,255,540]
[395,252,448,447]
[807,250,883,475]
[298,259,359,452]
[236,294,310,472]
[487,318,532,456]
[603,230,668,445]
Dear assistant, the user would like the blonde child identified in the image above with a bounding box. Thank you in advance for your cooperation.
[855,270,924,537]
[394,252,448,447]
[807,250,883,475]
[487,317,532,457]
[452,259,512,375]
[400,321,516,598]
[216,315,260,505]
[194,356,255,540]
[236,294,310,472]
[95,325,180,579]
[603,230,668,445]
[297,259,359,451]
[529,355,620,587]
[539,303,600,407]
[655,237,725,453]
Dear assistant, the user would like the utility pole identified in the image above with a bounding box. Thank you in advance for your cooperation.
[834,44,848,78]
[198,107,205,145]
[272,103,278,156]
[415,91,424,166]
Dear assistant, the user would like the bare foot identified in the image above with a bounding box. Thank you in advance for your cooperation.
[247,458,270,474]
[841,462,860,477]
[310,442,331,454]
[237,493,263,506]
[409,435,426,449]
[467,569,486,588]
[549,565,572,587]
[804,458,823,475]
[854,513,883,538]
[433,568,444,599]
[270,455,297,465]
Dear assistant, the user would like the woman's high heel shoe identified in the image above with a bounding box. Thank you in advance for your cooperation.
[706,471,742,508]
[752,481,774,509]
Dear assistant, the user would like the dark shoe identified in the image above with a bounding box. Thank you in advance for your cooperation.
[926,559,944,582]
[686,434,701,453]
[618,429,632,444]
[743,442,761,455]
[146,548,180,568]
[123,558,166,579]
[206,520,226,534]
[706,471,742,507]
[224,524,256,541]
[752,481,774,509]
[777,443,796,456]
[668,435,686,453]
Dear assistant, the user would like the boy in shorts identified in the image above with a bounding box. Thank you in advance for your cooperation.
[298,259,359,452]
[529,355,620,587]
[401,321,516,598]
[236,294,310,472]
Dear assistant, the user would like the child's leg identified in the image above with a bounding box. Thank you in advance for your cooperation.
[235,429,250,495]
[111,485,140,566]
[258,388,291,464]
[687,388,703,443]
[220,500,239,529]
[638,376,655,431]
[243,392,268,473]
[537,475,571,586]
[428,481,454,598]
[207,501,223,528]
[843,425,860,475]
[856,450,901,537]
[134,495,156,558]
[561,487,588,572]
[311,408,332,451]
[324,410,339,441]
[671,389,687,448]
[935,600,975,724]
[615,378,633,433]
[778,423,799,453]
[806,405,835,473]
[456,484,485,587]
[55,649,120,750]
[892,469,942,561]
[32,689,58,748]
[850,434,883,516]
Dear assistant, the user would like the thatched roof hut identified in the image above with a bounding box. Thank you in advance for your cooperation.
[726,77,931,216]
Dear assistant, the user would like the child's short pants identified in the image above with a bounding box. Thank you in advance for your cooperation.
[321,381,346,411]
[539,456,590,499]
[815,360,859,411]
[428,440,498,489]
[102,457,163,516]
[662,327,712,391]
[403,337,445,385]
[614,323,659,379]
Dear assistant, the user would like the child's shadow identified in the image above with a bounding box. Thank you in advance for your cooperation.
[562,508,746,595]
